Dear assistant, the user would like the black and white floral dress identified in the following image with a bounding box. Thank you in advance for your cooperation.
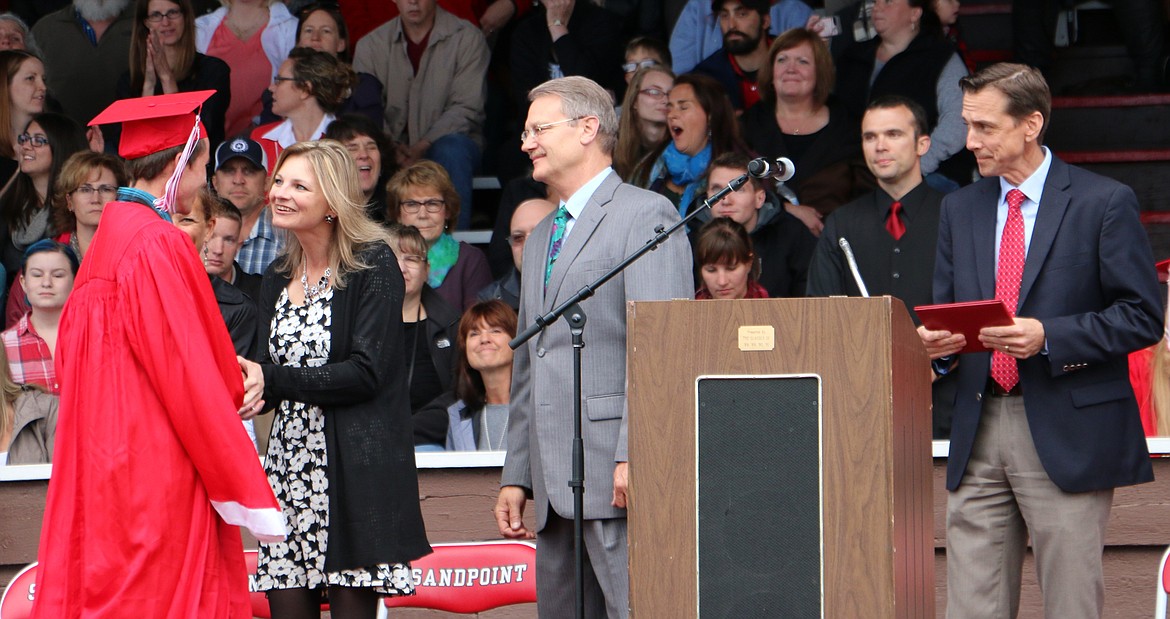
[251,288,414,595]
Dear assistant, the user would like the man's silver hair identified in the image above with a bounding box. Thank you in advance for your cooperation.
[528,76,618,156]
[74,0,132,23]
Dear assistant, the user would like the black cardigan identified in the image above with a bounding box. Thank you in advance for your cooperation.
[257,243,431,570]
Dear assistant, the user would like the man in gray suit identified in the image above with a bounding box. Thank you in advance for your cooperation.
[495,76,694,618]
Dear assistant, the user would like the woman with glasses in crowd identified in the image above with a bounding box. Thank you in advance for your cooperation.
[120,0,231,148]
[614,65,674,183]
[386,161,491,312]
[0,50,45,191]
[259,3,383,128]
[252,46,356,172]
[0,113,89,297]
[632,73,749,216]
[242,140,430,618]
[3,151,128,327]
[196,0,297,137]
[387,223,460,451]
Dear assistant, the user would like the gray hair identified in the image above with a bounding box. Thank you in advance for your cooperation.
[0,13,39,57]
[528,76,619,155]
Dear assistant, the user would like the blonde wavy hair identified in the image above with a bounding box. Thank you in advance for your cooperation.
[269,140,391,289]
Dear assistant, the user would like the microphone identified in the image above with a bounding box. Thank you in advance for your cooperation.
[838,237,870,298]
[747,157,795,182]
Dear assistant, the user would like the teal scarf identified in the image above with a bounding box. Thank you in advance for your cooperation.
[661,142,712,216]
[427,232,460,288]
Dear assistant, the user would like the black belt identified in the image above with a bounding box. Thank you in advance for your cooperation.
[987,379,1022,397]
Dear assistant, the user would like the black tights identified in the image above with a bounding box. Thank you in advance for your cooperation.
[266,586,379,619]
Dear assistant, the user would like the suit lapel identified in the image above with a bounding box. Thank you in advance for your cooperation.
[542,172,618,309]
[973,181,999,300]
[1018,157,1071,308]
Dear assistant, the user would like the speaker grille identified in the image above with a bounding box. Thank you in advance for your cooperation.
[696,376,822,617]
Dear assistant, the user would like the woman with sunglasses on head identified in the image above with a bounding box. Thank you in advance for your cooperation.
[3,151,128,328]
[119,0,231,149]
[0,113,89,295]
[385,161,491,312]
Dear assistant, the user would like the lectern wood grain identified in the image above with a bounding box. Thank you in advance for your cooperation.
[627,297,934,618]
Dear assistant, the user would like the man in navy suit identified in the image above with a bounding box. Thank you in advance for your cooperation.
[918,63,1163,618]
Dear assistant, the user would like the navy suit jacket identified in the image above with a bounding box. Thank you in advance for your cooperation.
[934,156,1163,493]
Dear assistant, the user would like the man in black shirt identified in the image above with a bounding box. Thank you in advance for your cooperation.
[806,94,954,437]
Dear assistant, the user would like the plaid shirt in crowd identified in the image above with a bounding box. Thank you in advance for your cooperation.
[237,210,284,276]
[1,314,58,394]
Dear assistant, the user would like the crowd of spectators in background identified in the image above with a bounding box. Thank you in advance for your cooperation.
[0,0,1168,465]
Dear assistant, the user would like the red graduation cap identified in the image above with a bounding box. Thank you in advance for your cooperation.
[89,90,213,160]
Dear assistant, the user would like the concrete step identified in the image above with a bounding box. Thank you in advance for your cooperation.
[1047,94,1170,151]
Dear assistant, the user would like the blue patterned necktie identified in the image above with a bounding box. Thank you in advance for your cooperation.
[545,205,569,288]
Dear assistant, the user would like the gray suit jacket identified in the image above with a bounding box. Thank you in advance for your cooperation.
[502,170,694,529]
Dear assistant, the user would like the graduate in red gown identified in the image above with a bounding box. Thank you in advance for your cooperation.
[31,92,285,619]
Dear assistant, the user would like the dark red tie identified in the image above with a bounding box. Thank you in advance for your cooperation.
[991,189,1026,391]
[886,200,905,241]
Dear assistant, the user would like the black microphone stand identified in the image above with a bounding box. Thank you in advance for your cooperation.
[509,172,751,619]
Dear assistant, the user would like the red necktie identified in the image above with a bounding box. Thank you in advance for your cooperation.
[886,200,905,241]
[991,189,1026,391]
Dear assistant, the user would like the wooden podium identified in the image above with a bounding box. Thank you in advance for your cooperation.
[626,297,933,618]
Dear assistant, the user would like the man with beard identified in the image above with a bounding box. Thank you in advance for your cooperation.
[694,0,775,112]
[32,0,133,135]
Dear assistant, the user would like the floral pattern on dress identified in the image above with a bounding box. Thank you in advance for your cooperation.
[250,287,413,596]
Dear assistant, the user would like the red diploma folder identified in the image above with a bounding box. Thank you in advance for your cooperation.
[914,300,1014,354]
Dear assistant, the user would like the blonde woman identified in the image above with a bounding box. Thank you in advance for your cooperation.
[241,140,430,618]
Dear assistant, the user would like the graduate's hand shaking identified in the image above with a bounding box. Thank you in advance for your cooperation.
[237,356,265,419]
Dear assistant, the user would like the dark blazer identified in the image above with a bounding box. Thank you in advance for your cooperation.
[412,285,460,445]
[211,275,257,359]
[934,156,1163,493]
[258,243,431,570]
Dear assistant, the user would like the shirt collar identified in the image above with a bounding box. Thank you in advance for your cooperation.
[999,146,1052,206]
[262,114,337,148]
[562,167,614,220]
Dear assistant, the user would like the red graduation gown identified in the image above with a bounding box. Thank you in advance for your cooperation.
[32,202,284,619]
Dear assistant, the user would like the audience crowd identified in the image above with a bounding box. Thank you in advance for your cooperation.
[1,0,1168,470]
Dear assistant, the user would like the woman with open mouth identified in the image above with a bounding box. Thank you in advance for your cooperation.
[631,72,749,216]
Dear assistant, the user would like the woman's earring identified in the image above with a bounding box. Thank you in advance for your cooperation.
[325,213,336,224]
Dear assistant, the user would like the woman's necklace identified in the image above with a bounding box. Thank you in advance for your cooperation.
[301,263,332,302]
[227,9,267,40]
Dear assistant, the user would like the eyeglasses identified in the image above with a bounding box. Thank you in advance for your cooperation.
[400,199,446,214]
[272,76,298,85]
[146,9,182,22]
[398,254,428,269]
[508,231,531,247]
[622,59,659,74]
[72,184,118,197]
[639,88,668,99]
[520,117,585,143]
[17,133,47,147]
